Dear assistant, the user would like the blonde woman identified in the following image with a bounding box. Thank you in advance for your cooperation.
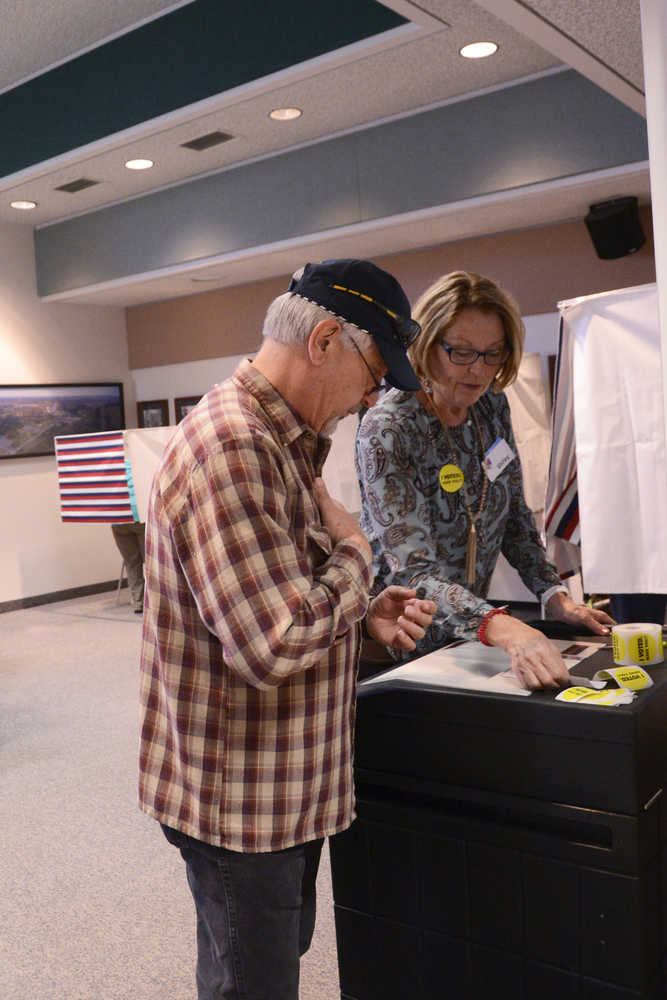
[356,271,612,690]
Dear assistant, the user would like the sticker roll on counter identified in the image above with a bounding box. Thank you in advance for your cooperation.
[612,622,665,667]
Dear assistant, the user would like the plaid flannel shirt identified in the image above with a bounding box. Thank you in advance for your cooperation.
[138,360,372,852]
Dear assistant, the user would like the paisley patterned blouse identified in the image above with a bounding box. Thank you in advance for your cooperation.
[355,387,561,657]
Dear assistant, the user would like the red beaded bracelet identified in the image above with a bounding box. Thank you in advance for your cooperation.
[478,606,509,646]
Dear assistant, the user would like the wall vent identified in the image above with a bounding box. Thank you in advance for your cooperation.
[55,178,100,194]
[181,130,234,151]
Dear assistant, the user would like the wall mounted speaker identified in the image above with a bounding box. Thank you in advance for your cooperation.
[584,196,646,259]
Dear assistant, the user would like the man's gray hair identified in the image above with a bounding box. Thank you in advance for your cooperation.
[262,292,371,351]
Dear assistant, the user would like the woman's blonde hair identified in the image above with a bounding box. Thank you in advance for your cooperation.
[408,271,524,391]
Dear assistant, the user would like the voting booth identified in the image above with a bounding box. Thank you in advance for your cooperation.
[330,636,667,998]
[546,282,667,596]
[331,286,667,998]
[54,426,174,523]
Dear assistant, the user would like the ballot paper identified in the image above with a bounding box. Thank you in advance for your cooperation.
[359,639,602,697]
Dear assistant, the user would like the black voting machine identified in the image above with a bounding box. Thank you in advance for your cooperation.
[330,638,667,999]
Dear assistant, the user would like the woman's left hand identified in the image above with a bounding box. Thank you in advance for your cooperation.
[545,591,614,635]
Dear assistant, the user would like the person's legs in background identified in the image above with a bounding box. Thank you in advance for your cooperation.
[111,521,146,612]
[161,825,324,1000]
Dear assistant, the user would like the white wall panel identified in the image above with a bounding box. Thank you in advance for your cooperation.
[0,221,130,605]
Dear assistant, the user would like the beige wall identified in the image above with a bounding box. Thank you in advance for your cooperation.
[0,220,131,605]
[127,207,655,367]
[127,277,285,369]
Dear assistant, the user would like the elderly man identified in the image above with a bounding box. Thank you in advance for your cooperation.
[138,258,435,1000]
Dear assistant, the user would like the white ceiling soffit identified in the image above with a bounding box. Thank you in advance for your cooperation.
[0,0,561,227]
[476,0,644,114]
[1,0,650,305]
[0,0,196,94]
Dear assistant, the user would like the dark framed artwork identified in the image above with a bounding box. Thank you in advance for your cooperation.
[137,399,170,428]
[174,395,202,422]
[0,382,124,459]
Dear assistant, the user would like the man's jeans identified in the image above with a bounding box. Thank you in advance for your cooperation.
[162,825,324,1000]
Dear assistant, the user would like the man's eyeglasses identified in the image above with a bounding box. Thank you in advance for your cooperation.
[349,340,385,396]
[440,343,510,367]
[331,284,421,348]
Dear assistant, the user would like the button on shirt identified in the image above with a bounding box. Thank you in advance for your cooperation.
[138,360,372,852]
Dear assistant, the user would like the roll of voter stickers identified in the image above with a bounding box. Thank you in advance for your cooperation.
[612,622,664,667]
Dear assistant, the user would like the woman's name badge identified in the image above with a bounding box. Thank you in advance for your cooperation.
[483,437,515,481]
[439,463,464,492]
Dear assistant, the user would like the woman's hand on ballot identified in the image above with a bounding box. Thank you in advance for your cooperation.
[484,614,573,690]
[484,592,614,690]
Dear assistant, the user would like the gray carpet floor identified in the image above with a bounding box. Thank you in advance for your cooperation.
[1,591,340,1000]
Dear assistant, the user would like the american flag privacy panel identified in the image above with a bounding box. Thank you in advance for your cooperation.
[545,317,579,546]
[55,430,138,523]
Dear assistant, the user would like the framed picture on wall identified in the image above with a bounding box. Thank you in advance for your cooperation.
[0,382,124,460]
[174,395,202,422]
[137,399,169,428]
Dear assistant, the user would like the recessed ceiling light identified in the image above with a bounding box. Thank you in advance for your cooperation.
[10,200,37,210]
[269,107,302,122]
[125,158,154,170]
[460,41,498,59]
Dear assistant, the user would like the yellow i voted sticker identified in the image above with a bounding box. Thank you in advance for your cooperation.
[439,464,464,493]
[558,686,599,703]
[556,686,636,706]
[611,623,664,666]
[629,633,657,664]
[592,665,653,691]
[612,630,626,663]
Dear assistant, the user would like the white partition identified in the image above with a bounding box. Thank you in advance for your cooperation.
[550,283,667,594]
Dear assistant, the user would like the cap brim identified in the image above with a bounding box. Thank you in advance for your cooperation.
[373,333,421,392]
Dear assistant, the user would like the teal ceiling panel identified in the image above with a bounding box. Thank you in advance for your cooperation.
[1,0,405,178]
[356,71,648,219]
[35,135,361,295]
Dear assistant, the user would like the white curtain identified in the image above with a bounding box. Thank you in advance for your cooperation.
[555,283,667,593]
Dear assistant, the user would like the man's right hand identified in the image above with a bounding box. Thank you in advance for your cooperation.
[314,478,371,559]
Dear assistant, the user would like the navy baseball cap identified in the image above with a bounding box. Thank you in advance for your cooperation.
[288,258,421,391]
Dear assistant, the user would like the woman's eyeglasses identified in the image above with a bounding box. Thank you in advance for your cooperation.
[440,343,510,367]
[331,284,421,347]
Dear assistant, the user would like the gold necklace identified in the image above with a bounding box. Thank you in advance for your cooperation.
[424,394,488,587]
